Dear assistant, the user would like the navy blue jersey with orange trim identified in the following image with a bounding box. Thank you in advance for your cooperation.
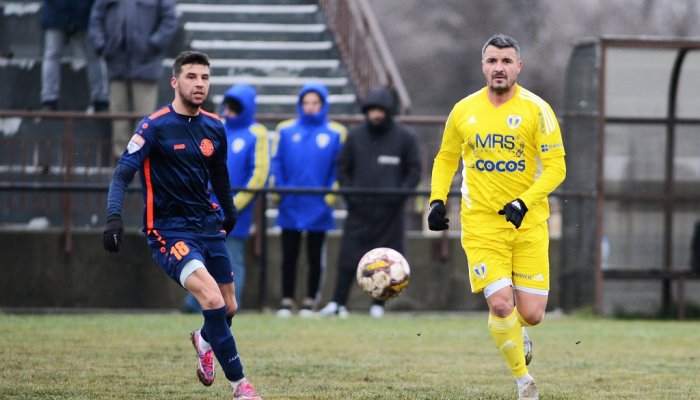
[118,104,227,236]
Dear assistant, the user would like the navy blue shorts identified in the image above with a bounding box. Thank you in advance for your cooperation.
[147,232,233,288]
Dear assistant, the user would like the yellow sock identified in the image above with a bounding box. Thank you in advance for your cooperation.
[488,310,528,378]
[516,308,533,327]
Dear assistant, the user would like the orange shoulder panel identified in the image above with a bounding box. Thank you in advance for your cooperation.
[200,109,220,119]
[148,107,171,120]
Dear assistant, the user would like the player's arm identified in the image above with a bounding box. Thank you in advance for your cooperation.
[103,117,153,253]
[103,162,138,253]
[211,136,238,235]
[428,109,462,231]
[429,109,462,205]
[233,124,269,210]
[519,104,566,208]
[518,155,566,208]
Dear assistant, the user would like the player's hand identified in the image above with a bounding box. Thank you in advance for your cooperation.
[222,215,237,236]
[103,215,123,253]
[428,200,449,231]
[498,198,528,229]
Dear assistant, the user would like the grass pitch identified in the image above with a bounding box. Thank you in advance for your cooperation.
[1,311,698,399]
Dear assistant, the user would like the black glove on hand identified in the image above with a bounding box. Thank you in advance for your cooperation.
[222,215,237,236]
[498,198,528,229]
[103,215,123,253]
[428,200,450,231]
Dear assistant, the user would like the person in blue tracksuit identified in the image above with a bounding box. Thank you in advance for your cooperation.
[184,83,270,312]
[270,82,346,317]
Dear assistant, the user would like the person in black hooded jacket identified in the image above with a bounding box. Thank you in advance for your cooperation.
[319,87,421,318]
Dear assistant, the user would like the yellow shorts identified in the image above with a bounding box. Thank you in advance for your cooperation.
[461,222,550,295]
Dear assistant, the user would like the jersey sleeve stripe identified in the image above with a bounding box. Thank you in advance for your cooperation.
[148,107,171,120]
[144,157,155,231]
[518,89,557,133]
[200,109,220,119]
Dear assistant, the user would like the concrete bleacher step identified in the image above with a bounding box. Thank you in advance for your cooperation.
[177,3,320,24]
[183,22,328,42]
[0,2,42,59]
[164,1,358,114]
[1,0,359,114]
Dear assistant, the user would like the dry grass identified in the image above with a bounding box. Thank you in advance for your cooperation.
[1,311,698,399]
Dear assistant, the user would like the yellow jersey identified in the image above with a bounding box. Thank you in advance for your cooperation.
[430,84,566,228]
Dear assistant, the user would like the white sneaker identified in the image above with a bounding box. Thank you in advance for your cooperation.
[319,302,338,316]
[319,302,349,318]
[276,297,295,318]
[298,308,316,318]
[298,298,315,318]
[522,327,533,365]
[369,304,385,319]
[518,377,538,400]
[276,308,292,318]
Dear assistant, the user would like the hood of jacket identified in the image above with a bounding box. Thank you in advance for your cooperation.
[222,83,257,130]
[360,87,395,133]
[296,81,329,127]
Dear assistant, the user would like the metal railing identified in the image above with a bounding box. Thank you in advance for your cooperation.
[317,0,411,114]
[0,110,588,310]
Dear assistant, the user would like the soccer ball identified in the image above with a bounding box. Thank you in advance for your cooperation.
[356,247,410,301]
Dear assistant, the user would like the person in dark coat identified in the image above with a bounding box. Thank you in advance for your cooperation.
[319,87,422,318]
[40,0,109,111]
[89,0,178,160]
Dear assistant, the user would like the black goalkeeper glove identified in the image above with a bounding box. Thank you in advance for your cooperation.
[498,198,528,229]
[222,215,237,236]
[427,200,449,231]
[103,215,123,253]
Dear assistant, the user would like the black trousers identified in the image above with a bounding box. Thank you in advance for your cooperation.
[280,229,326,301]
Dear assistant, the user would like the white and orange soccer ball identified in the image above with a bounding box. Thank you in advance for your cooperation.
[356,247,410,301]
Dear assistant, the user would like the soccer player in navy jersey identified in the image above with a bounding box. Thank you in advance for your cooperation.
[103,51,262,400]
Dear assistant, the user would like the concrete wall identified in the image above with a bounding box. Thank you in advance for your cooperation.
[0,229,562,313]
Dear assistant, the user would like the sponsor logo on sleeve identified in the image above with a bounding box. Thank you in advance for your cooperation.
[127,134,145,154]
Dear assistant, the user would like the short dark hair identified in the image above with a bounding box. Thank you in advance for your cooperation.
[172,51,210,77]
[481,34,520,59]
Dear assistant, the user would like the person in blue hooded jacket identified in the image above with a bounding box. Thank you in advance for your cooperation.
[270,82,346,317]
[184,83,270,313]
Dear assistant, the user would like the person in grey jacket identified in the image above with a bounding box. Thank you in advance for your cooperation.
[319,87,422,318]
[89,0,178,160]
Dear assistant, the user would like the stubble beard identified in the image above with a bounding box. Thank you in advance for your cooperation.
[178,86,205,111]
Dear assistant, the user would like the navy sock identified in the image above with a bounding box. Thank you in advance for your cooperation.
[201,306,244,381]
[201,314,233,339]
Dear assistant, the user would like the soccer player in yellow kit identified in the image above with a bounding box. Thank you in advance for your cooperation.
[427,34,566,400]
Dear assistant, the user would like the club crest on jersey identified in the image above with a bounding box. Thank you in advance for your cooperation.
[316,133,330,148]
[506,114,522,130]
[232,138,245,153]
[200,139,214,157]
[473,263,487,279]
[127,133,145,154]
